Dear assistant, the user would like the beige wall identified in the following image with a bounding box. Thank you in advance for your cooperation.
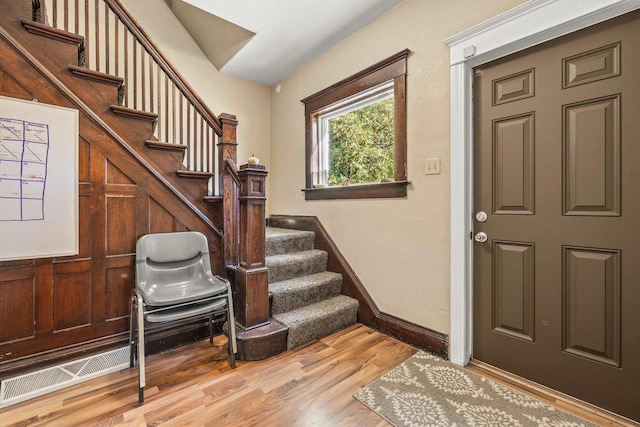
[269,0,525,335]
[120,0,271,193]
[124,0,527,337]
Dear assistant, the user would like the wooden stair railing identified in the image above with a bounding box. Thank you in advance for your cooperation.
[31,0,266,277]
[22,0,271,351]
[0,0,274,372]
[217,115,270,330]
[35,0,221,181]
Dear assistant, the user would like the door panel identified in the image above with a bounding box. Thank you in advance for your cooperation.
[492,241,534,341]
[563,95,620,215]
[562,246,620,367]
[473,10,640,421]
[493,113,535,214]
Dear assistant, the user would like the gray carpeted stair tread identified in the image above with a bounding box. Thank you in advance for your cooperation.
[269,271,343,315]
[266,227,315,256]
[274,295,359,349]
[266,249,328,283]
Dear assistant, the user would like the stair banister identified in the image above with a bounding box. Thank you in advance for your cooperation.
[217,113,269,329]
[100,0,222,134]
[35,0,222,176]
[32,0,272,333]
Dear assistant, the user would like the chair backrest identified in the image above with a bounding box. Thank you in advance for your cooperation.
[135,232,214,305]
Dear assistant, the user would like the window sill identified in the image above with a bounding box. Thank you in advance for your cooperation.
[302,180,409,200]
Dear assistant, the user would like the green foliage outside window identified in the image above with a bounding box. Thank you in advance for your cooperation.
[327,97,394,186]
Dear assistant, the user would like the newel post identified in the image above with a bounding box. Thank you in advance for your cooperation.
[218,113,238,269]
[232,163,269,330]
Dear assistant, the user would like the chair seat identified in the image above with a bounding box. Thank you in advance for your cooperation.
[140,275,228,306]
[145,297,227,323]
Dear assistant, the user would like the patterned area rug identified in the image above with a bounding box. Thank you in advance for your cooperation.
[354,351,596,427]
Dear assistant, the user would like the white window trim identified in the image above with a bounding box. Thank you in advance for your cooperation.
[444,0,640,366]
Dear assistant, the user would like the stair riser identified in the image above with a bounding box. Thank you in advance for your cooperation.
[271,276,342,316]
[266,234,315,256]
[278,303,358,349]
[18,21,83,70]
[267,253,328,283]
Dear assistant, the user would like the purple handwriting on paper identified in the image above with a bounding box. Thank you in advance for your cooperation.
[0,119,50,221]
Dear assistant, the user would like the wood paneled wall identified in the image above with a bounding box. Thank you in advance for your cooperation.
[0,39,221,377]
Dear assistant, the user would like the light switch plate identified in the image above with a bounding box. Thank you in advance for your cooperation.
[424,158,441,175]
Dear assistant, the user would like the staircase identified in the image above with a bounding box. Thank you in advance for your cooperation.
[0,0,239,371]
[266,227,359,349]
[0,0,360,369]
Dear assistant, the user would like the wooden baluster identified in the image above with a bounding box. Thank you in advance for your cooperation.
[84,0,89,67]
[74,0,79,35]
[179,92,184,147]
[156,65,162,139]
[209,123,213,174]
[52,0,57,27]
[63,0,68,30]
[94,0,99,70]
[114,16,119,76]
[104,1,109,73]
[193,110,199,170]
[169,79,174,144]
[149,53,154,114]
[186,102,191,169]
[200,118,205,173]
[141,48,146,111]
[133,39,137,109]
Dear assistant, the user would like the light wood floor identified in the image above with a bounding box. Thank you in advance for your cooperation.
[1,324,637,426]
[0,324,414,426]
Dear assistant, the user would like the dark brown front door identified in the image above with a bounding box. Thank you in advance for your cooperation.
[473,10,640,421]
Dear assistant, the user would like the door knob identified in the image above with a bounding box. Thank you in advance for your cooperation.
[475,211,488,222]
[474,232,488,243]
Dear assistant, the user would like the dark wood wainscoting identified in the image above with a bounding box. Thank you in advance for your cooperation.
[0,29,221,377]
[268,215,448,359]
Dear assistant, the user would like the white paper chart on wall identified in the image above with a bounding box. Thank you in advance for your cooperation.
[0,96,78,261]
[0,119,50,221]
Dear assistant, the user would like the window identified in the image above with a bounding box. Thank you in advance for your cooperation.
[302,49,410,200]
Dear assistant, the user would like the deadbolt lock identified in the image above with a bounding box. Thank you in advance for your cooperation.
[475,211,488,222]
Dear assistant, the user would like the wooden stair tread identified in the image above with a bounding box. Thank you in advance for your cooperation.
[110,105,157,122]
[68,65,123,86]
[176,170,214,179]
[145,140,187,152]
[21,19,84,46]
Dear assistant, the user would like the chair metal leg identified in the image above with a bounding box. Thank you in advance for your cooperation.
[136,294,146,404]
[228,304,236,369]
[226,287,237,355]
[129,295,137,368]
[225,282,237,368]
[209,313,214,344]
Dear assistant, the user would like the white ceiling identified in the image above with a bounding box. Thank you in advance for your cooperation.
[174,0,405,86]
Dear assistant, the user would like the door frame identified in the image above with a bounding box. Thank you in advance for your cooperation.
[444,0,640,366]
